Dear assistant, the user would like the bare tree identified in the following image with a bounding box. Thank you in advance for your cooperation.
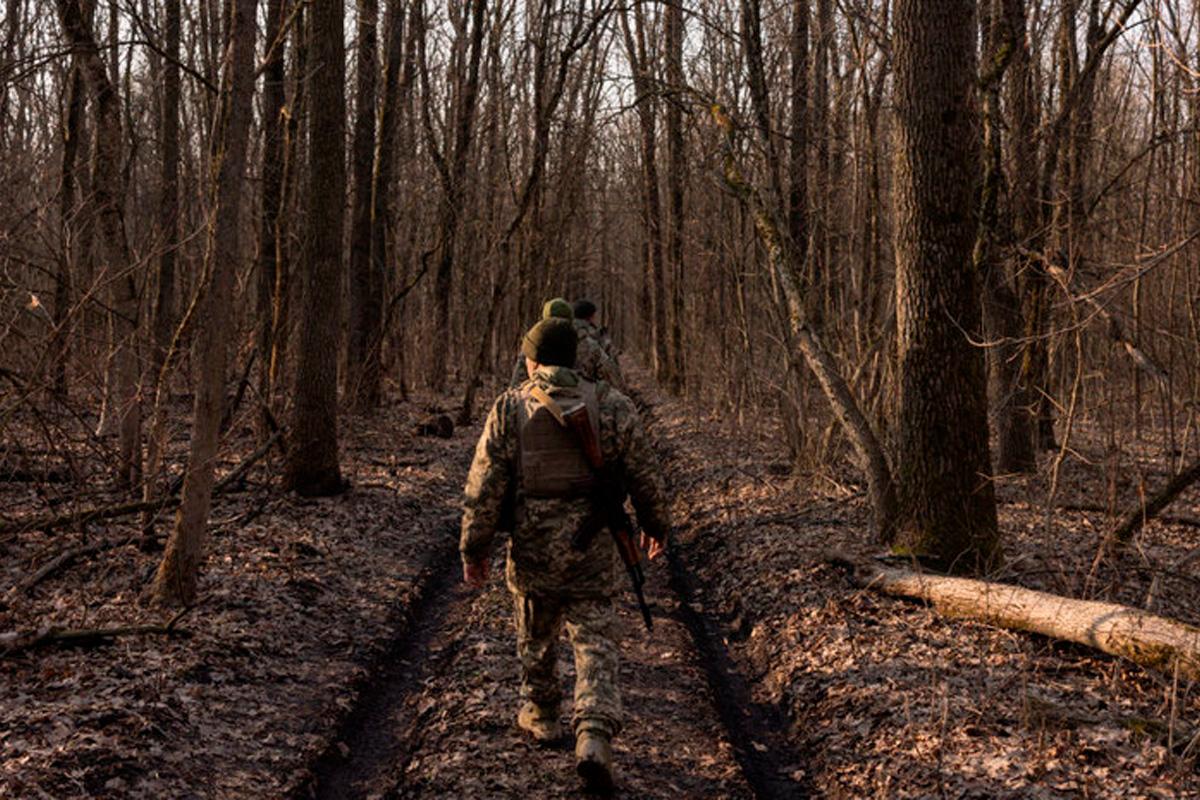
[153,0,260,605]
[56,0,141,489]
[284,0,348,496]
[347,0,383,410]
[891,0,999,570]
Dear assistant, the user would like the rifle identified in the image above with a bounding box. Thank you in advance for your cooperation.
[562,403,655,632]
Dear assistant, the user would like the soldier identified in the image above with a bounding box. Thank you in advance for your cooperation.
[507,298,574,388]
[571,299,623,387]
[460,316,669,792]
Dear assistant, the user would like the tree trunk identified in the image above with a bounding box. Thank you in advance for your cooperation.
[153,0,259,606]
[809,0,832,326]
[892,0,999,570]
[56,0,141,489]
[665,0,685,393]
[991,0,1038,473]
[620,3,668,382]
[284,0,347,497]
[427,0,487,394]
[714,102,898,542]
[834,557,1200,682]
[256,0,288,435]
[53,50,85,401]
[788,0,809,275]
[152,0,180,372]
[362,0,407,411]
[346,0,382,410]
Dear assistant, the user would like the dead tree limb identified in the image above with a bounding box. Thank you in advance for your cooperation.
[828,553,1200,681]
[6,535,141,598]
[1112,457,1200,543]
[1,620,192,657]
[0,430,282,536]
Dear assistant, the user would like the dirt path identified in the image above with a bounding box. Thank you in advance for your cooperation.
[299,386,807,799]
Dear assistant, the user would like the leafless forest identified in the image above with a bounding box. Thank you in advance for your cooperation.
[4,0,1200,796]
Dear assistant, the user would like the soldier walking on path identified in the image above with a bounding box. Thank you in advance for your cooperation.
[572,299,623,388]
[460,316,670,793]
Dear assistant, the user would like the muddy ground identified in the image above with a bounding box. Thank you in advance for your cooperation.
[4,373,1200,798]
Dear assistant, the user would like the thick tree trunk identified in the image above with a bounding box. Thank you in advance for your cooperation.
[153,0,259,607]
[285,0,347,497]
[892,0,999,570]
[834,557,1200,682]
[346,0,382,410]
[56,0,141,489]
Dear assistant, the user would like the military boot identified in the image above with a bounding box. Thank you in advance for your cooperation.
[517,702,562,744]
[575,728,614,793]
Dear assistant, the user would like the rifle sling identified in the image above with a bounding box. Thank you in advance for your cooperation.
[529,385,566,427]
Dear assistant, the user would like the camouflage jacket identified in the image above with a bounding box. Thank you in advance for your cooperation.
[573,319,623,387]
[460,365,669,598]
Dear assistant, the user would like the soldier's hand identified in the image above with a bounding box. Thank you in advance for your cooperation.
[463,559,490,589]
[640,532,666,561]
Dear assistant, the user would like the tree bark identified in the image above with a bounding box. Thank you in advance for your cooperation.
[346,0,382,410]
[892,0,999,570]
[152,0,181,374]
[256,0,289,435]
[286,0,347,496]
[620,3,668,382]
[665,0,685,393]
[53,49,85,401]
[989,0,1038,473]
[360,0,407,410]
[56,0,141,489]
[426,0,487,394]
[153,0,259,607]
[788,0,809,276]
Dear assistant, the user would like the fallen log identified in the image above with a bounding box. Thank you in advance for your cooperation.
[0,430,282,537]
[828,553,1200,681]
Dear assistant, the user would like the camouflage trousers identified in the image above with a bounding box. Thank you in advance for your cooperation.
[512,591,622,738]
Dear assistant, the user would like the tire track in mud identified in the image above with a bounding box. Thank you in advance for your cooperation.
[634,391,813,800]
[298,382,812,799]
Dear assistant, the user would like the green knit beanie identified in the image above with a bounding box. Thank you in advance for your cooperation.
[542,297,574,320]
[522,317,577,367]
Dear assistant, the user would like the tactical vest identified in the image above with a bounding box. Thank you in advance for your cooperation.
[516,382,600,498]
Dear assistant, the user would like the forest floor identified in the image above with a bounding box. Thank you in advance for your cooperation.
[3,369,1200,798]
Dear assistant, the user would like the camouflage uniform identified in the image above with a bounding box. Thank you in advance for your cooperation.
[461,365,669,738]
[573,318,623,388]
